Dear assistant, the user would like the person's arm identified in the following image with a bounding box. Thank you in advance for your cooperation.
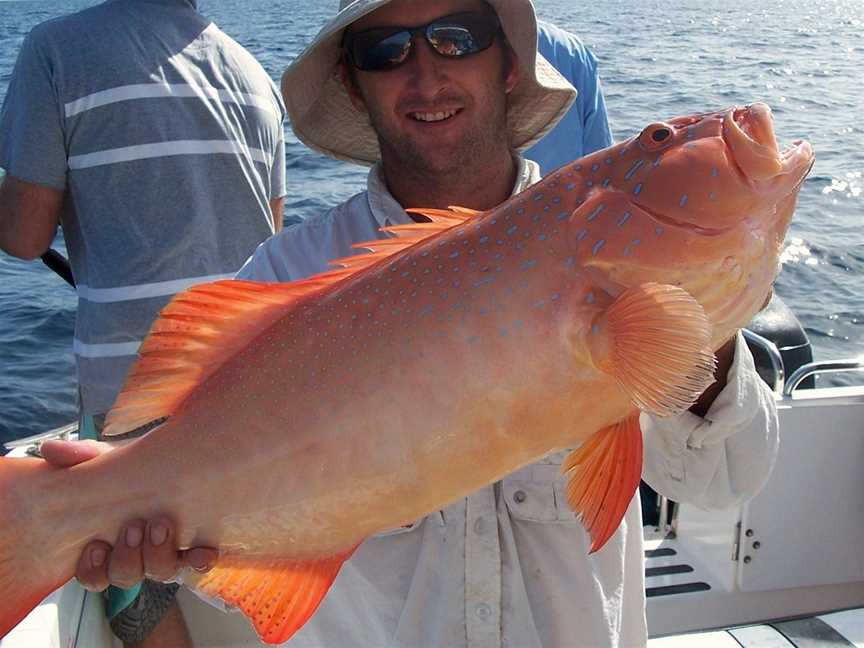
[641,331,780,509]
[270,196,284,233]
[0,175,64,259]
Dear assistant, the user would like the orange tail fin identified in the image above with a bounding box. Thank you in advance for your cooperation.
[0,457,72,638]
[561,414,643,553]
[191,546,356,644]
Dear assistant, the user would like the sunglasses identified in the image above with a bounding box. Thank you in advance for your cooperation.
[343,10,502,72]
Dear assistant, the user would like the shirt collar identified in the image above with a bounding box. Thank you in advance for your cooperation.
[367,157,541,232]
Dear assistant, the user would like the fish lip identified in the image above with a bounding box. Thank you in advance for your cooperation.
[724,103,814,182]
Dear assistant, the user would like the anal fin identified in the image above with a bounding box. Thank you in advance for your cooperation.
[192,547,356,644]
[561,414,643,553]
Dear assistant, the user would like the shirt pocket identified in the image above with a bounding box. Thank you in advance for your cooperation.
[501,450,581,524]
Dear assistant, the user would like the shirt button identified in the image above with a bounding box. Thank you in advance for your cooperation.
[513,490,527,503]
[475,603,491,619]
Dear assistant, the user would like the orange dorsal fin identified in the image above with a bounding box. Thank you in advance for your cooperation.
[329,204,480,269]
[191,548,356,645]
[588,283,717,418]
[105,207,480,437]
[561,414,643,553]
[103,279,342,436]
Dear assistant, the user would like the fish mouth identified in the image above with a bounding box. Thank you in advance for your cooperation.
[639,201,730,237]
[724,103,814,184]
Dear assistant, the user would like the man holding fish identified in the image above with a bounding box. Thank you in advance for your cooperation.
[30,0,800,645]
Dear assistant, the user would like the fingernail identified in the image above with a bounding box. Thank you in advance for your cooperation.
[126,525,143,548]
[190,552,212,572]
[91,547,106,568]
[150,523,168,546]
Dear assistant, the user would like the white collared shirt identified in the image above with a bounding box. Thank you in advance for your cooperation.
[235,160,779,648]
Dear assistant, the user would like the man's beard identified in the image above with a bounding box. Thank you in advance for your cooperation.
[373,96,509,182]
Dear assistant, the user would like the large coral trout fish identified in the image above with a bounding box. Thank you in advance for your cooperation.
[0,103,813,644]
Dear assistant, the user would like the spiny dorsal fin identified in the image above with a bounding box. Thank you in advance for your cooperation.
[192,547,356,644]
[104,206,481,437]
[330,204,481,268]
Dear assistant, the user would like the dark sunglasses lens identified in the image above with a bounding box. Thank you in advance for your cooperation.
[351,30,412,71]
[428,13,497,57]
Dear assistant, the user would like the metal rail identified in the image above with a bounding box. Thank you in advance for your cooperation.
[784,359,864,397]
[742,328,786,394]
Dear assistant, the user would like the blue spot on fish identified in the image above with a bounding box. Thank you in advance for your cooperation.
[565,256,576,267]
[517,207,525,216]
[709,191,717,201]
[552,196,561,204]
[566,182,577,191]
[655,226,664,236]
[592,240,605,256]
[507,225,518,236]
[617,212,631,227]
[533,193,544,201]
[521,260,538,270]
[679,194,688,208]
[577,229,588,241]
[624,160,644,180]
[449,251,460,259]
[634,183,643,195]
[586,292,595,304]
[587,204,605,221]
[602,178,611,188]
[591,163,599,172]
[586,180,594,187]
[711,167,719,177]
[479,235,490,244]
[557,212,569,221]
[605,157,613,165]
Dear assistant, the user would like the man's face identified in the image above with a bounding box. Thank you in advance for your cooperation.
[342,0,520,177]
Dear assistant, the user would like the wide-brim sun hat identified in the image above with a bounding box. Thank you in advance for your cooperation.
[281,0,577,166]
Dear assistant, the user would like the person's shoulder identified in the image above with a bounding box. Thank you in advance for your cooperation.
[537,21,593,60]
[25,2,115,50]
[240,192,367,279]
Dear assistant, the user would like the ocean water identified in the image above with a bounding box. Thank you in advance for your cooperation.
[0,0,861,444]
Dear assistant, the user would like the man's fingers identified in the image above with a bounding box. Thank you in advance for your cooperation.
[107,520,147,589]
[40,439,113,467]
[142,517,182,582]
[181,547,219,574]
[76,540,112,592]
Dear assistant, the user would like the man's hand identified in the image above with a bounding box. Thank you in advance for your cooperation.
[40,439,218,591]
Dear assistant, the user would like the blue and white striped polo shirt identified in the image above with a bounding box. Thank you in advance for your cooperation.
[0,0,286,415]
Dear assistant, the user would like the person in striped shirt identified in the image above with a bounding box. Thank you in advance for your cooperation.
[0,0,287,645]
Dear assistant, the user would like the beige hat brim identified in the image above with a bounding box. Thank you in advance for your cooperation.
[281,0,577,166]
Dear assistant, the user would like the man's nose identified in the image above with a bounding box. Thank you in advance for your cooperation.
[403,35,447,91]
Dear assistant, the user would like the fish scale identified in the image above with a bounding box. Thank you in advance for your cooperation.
[0,103,814,644]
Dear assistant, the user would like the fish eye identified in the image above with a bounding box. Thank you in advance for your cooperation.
[651,128,671,142]
[639,122,675,150]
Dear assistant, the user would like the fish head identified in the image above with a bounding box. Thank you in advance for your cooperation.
[565,103,814,344]
[621,103,813,233]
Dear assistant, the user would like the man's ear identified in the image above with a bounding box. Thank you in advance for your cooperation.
[338,61,367,112]
[503,47,521,95]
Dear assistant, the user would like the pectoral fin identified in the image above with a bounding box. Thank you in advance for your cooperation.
[587,282,716,418]
[561,414,643,553]
[191,547,356,644]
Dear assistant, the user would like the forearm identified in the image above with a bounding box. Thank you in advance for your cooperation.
[641,332,780,509]
[270,196,284,233]
[0,175,64,259]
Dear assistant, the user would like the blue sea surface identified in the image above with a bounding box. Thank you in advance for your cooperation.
[0,0,862,444]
